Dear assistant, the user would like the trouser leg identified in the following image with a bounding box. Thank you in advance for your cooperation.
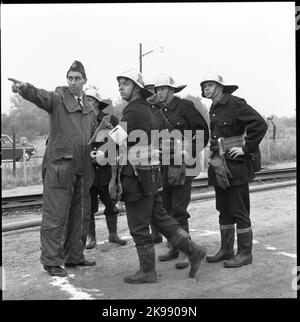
[40,180,73,267]
[100,185,127,245]
[86,186,98,249]
[64,175,91,264]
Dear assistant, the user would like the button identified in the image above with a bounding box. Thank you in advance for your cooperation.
[213,135,217,139]
[212,114,215,116]
[165,108,167,112]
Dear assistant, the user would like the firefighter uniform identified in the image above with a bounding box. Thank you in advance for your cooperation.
[89,110,126,247]
[18,83,95,267]
[208,93,268,228]
[112,68,206,283]
[201,72,268,267]
[158,96,209,237]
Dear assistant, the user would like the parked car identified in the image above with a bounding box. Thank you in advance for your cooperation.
[1,134,36,161]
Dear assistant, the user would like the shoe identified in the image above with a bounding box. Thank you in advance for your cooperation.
[64,259,96,267]
[175,251,189,269]
[43,265,67,277]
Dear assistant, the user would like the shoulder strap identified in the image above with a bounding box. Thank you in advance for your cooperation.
[159,108,175,130]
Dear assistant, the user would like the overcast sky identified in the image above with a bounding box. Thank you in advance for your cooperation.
[1,2,296,117]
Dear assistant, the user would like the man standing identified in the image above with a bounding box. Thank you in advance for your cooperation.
[85,87,127,249]
[109,68,206,284]
[143,77,163,244]
[200,72,267,267]
[9,60,96,277]
[154,73,209,269]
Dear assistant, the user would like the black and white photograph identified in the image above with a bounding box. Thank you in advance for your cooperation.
[1,1,297,309]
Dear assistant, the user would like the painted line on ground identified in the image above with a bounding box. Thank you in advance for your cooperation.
[50,276,97,300]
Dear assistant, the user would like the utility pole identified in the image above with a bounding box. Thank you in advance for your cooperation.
[139,43,163,73]
[139,43,142,73]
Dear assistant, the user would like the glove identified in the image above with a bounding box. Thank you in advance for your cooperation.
[209,153,232,189]
[167,164,186,186]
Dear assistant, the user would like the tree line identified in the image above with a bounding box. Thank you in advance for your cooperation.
[1,93,295,141]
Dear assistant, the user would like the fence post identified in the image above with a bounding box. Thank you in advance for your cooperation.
[23,146,27,185]
[12,128,16,177]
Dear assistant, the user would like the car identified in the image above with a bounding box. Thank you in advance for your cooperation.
[1,134,37,161]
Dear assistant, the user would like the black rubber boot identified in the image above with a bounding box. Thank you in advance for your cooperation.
[86,213,97,249]
[150,223,163,244]
[158,241,179,261]
[170,227,206,278]
[224,228,253,268]
[175,221,190,269]
[106,214,127,246]
[206,224,235,262]
[124,245,157,284]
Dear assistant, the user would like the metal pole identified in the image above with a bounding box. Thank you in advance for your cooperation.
[23,146,27,185]
[139,43,142,73]
[12,127,16,177]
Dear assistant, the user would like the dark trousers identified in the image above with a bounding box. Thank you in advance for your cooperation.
[125,193,180,246]
[161,176,193,228]
[89,185,116,232]
[41,173,91,266]
[214,183,251,229]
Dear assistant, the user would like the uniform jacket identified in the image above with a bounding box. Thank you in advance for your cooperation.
[208,93,268,186]
[19,84,95,190]
[156,96,209,178]
[91,111,119,187]
[120,97,160,202]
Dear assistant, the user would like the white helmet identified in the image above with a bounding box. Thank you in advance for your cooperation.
[116,68,152,98]
[85,87,109,109]
[200,72,238,96]
[154,73,187,93]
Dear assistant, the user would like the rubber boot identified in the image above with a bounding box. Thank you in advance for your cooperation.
[158,241,179,261]
[206,224,235,262]
[106,214,127,246]
[124,245,157,284]
[86,214,97,249]
[175,221,190,269]
[170,227,206,278]
[224,228,253,268]
[150,223,163,244]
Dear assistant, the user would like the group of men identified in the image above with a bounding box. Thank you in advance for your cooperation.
[9,60,267,283]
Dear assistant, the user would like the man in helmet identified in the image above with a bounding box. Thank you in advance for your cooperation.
[143,76,163,244]
[109,68,206,284]
[154,73,209,270]
[8,61,96,277]
[85,87,127,249]
[200,72,267,268]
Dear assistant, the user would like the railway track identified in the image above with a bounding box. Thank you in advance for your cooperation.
[2,167,296,211]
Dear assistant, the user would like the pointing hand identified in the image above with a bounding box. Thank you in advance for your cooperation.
[8,78,27,93]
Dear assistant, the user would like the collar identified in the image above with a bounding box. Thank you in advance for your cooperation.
[163,96,179,111]
[60,90,93,114]
[218,93,231,105]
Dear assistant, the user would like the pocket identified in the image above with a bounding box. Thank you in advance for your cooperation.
[47,154,74,188]
[216,120,233,137]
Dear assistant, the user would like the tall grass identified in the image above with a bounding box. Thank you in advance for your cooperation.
[2,157,43,189]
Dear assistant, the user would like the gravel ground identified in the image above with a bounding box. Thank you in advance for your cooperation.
[2,184,297,301]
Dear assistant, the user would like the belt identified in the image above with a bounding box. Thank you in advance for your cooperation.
[211,134,245,152]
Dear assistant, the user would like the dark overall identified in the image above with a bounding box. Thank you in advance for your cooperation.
[19,84,95,266]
